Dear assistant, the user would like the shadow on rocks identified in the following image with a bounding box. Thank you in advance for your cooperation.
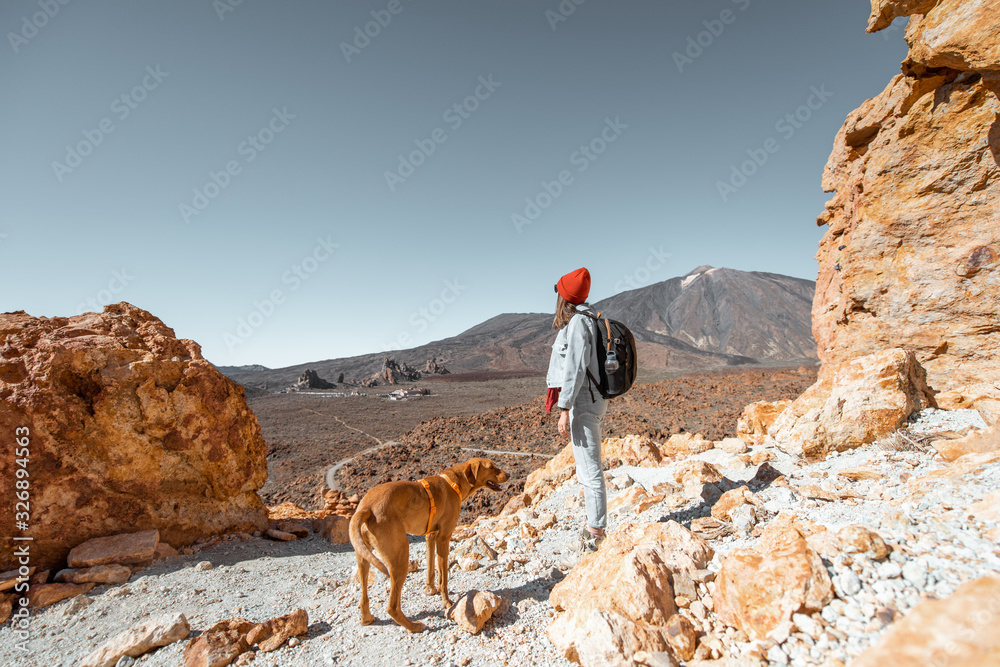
[654,461,783,531]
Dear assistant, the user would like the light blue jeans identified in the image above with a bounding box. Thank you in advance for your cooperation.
[569,396,608,531]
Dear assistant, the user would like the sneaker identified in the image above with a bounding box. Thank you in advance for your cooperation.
[559,527,605,569]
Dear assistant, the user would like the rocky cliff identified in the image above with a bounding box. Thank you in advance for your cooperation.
[0,303,269,571]
[813,0,1000,425]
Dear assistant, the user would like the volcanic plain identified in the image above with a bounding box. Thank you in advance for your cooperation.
[252,366,817,521]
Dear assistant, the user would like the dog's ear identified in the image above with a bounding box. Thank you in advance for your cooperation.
[465,460,480,486]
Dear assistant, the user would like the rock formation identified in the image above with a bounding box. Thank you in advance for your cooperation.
[809,0,1000,430]
[291,369,335,391]
[770,348,936,458]
[0,303,269,571]
[424,356,450,375]
[360,357,422,387]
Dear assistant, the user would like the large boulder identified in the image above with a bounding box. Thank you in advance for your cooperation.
[813,0,1000,426]
[548,521,712,666]
[715,517,834,641]
[853,575,1000,666]
[769,348,935,458]
[0,304,268,571]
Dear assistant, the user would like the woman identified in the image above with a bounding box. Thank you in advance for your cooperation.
[546,267,607,567]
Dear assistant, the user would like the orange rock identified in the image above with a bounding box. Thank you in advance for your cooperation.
[79,612,190,667]
[715,518,834,641]
[0,567,33,592]
[608,486,649,512]
[664,614,697,661]
[798,484,838,502]
[603,435,662,467]
[67,530,160,568]
[28,582,96,608]
[268,502,322,521]
[512,444,576,509]
[246,608,308,652]
[313,515,350,544]
[0,304,269,572]
[635,494,666,513]
[660,433,714,458]
[264,528,296,542]
[711,487,759,522]
[751,449,776,465]
[932,423,1000,462]
[839,467,884,482]
[154,543,179,560]
[273,520,310,538]
[814,1,1000,430]
[837,525,889,560]
[770,349,936,458]
[889,0,1000,71]
[448,590,504,635]
[738,401,791,445]
[60,564,132,585]
[853,575,1000,666]
[549,521,711,665]
[968,490,1000,523]
[674,461,723,486]
[183,617,256,667]
[803,525,842,559]
[717,437,748,454]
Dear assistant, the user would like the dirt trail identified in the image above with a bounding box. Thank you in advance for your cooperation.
[303,409,382,445]
[325,441,396,491]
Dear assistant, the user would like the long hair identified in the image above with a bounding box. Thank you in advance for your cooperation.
[552,295,578,330]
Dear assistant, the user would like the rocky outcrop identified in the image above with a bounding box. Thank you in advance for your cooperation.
[291,369,335,391]
[0,304,268,571]
[424,356,450,375]
[812,0,1000,427]
[360,357,422,387]
[769,348,936,458]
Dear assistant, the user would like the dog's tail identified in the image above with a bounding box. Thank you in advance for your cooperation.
[349,507,389,576]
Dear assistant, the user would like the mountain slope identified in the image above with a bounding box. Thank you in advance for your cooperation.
[218,266,817,390]
[595,266,816,362]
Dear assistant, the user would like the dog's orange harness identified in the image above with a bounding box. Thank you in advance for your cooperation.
[419,474,464,535]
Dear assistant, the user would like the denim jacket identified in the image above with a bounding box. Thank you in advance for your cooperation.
[546,305,603,410]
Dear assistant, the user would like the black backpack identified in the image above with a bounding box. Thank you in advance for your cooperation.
[582,311,637,399]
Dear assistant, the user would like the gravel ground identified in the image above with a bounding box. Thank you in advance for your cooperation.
[2,407,997,666]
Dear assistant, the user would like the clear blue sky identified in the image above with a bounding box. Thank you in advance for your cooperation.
[0,0,908,368]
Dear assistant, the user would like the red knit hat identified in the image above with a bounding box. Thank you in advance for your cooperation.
[556,267,591,304]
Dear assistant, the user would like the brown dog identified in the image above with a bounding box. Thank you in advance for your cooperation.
[348,457,509,632]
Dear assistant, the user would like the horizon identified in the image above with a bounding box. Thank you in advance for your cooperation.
[1,1,908,367]
[214,262,817,371]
